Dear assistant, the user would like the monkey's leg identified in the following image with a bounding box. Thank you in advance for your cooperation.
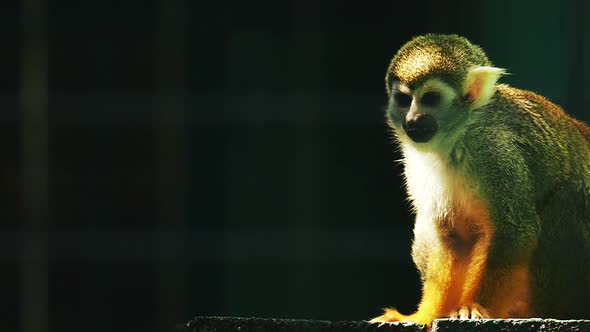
[450,219,534,318]
[477,264,531,318]
[447,221,493,319]
[370,248,465,325]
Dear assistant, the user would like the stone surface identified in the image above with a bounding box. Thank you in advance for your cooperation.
[180,317,590,332]
[180,316,425,332]
[432,318,590,332]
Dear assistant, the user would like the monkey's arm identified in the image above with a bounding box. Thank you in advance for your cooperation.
[464,127,540,317]
[370,212,458,324]
[467,127,540,261]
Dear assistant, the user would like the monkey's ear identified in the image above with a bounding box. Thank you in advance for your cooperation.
[463,66,505,109]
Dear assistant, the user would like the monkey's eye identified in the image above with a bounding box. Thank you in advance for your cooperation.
[393,92,412,108]
[420,91,441,107]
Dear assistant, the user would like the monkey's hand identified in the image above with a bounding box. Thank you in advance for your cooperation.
[370,304,490,325]
[447,304,490,319]
[369,308,407,324]
[369,308,433,325]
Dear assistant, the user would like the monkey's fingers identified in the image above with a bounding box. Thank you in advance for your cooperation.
[368,308,409,325]
[448,304,490,320]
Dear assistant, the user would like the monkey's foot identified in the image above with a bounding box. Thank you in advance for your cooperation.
[369,308,432,325]
[447,304,490,319]
[369,308,408,324]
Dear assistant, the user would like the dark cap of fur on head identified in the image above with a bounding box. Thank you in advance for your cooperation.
[386,34,491,94]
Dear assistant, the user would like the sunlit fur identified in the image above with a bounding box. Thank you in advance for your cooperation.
[386,34,491,93]
[372,34,590,326]
[463,66,505,110]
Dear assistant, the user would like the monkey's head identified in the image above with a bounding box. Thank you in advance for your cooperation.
[385,34,504,145]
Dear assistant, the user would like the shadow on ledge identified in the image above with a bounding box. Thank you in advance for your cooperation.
[179,316,590,332]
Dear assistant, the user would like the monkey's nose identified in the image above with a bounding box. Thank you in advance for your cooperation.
[402,113,438,143]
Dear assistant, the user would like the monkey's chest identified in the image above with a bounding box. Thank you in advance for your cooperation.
[403,149,491,251]
[403,150,468,216]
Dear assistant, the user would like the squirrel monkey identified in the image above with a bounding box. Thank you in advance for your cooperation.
[371,34,590,325]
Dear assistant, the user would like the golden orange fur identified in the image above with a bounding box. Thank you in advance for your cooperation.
[371,171,530,325]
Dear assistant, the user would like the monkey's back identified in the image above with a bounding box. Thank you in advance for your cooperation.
[487,85,590,195]
[485,85,590,318]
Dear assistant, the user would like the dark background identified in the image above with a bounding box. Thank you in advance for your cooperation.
[5,0,588,331]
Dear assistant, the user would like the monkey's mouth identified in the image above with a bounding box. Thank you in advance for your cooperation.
[402,114,438,143]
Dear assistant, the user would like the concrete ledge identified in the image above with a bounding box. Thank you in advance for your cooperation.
[180,316,590,332]
[434,318,590,331]
[180,317,424,332]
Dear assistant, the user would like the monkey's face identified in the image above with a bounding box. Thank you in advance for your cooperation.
[387,78,464,145]
[385,35,504,148]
